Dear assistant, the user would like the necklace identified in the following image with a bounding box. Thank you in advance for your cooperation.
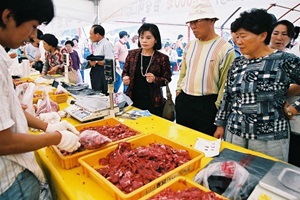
[140,51,154,77]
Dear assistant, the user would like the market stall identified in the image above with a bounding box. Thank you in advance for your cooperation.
[33,100,296,200]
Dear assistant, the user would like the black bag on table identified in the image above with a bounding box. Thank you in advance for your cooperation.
[194,148,275,200]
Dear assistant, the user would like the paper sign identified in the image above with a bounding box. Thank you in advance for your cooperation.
[194,138,222,157]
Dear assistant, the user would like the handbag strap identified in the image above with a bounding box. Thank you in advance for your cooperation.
[165,80,172,100]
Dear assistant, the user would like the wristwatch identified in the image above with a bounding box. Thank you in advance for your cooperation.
[287,105,293,116]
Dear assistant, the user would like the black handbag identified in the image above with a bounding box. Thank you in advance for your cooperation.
[162,80,176,121]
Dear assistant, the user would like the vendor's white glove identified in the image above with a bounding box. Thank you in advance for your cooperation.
[56,131,81,152]
[46,121,80,135]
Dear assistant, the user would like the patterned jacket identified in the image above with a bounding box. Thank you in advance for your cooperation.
[215,51,300,140]
[122,48,172,107]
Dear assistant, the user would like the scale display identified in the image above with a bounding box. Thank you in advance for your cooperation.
[104,59,115,84]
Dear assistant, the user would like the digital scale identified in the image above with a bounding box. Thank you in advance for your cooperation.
[64,95,119,122]
[64,58,119,122]
[248,162,300,200]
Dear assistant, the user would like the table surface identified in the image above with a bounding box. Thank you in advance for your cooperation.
[35,104,279,200]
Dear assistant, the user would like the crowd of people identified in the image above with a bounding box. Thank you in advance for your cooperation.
[1,0,300,199]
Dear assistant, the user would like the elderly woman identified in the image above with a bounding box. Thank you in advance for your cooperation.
[269,20,295,51]
[122,23,172,117]
[213,9,300,162]
[41,33,71,75]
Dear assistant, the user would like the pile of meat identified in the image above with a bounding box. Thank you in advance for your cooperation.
[148,187,222,200]
[79,130,112,150]
[97,142,191,193]
[59,124,138,156]
[82,124,138,142]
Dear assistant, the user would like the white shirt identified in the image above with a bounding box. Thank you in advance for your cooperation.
[290,43,300,57]
[25,43,41,62]
[0,45,45,194]
[94,38,114,59]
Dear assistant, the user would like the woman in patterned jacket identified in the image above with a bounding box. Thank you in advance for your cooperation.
[122,23,172,117]
[214,9,300,162]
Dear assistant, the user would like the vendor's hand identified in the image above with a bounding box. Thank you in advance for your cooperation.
[145,73,155,83]
[21,103,28,110]
[122,76,130,85]
[56,131,81,152]
[46,121,80,135]
[214,126,224,139]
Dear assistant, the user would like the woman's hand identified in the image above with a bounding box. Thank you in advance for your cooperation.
[48,66,59,74]
[122,76,130,85]
[283,102,297,120]
[145,73,155,83]
[214,126,224,139]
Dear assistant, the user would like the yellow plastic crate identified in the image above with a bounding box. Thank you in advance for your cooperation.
[33,89,68,104]
[139,176,227,200]
[52,118,142,169]
[78,133,204,200]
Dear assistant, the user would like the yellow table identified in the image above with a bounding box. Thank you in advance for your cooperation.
[35,105,279,200]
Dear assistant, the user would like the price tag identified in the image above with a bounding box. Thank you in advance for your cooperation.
[194,138,221,157]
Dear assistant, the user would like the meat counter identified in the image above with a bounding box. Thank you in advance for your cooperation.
[35,103,280,200]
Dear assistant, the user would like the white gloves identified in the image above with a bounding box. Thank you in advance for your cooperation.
[56,131,81,152]
[46,121,80,135]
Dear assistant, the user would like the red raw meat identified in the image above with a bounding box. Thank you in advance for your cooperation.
[96,142,191,194]
[79,130,111,150]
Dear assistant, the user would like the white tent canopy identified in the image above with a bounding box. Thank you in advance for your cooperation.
[44,0,300,41]
[97,0,300,29]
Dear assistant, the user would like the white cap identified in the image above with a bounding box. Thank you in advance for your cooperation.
[186,1,219,23]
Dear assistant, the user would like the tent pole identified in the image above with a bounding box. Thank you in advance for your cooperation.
[277,3,300,20]
[220,7,241,37]
[90,0,100,24]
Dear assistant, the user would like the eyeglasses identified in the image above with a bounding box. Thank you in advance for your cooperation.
[186,19,207,26]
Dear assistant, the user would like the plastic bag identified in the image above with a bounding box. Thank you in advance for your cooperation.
[79,130,112,150]
[194,161,249,199]
[35,91,59,116]
[16,82,36,115]
[55,84,68,94]
[113,92,133,109]
[194,148,275,200]
[39,112,61,124]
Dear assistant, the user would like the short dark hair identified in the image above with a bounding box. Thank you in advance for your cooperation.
[272,20,295,48]
[137,23,162,50]
[37,29,44,40]
[72,38,78,43]
[30,29,43,42]
[0,0,54,28]
[92,24,105,36]
[231,9,274,45]
[65,40,74,47]
[41,33,58,47]
[272,20,295,40]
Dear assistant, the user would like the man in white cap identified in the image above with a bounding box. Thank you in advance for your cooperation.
[175,1,235,136]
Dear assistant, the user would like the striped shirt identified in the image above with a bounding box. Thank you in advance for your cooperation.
[177,36,235,108]
[0,45,45,194]
[215,51,300,140]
